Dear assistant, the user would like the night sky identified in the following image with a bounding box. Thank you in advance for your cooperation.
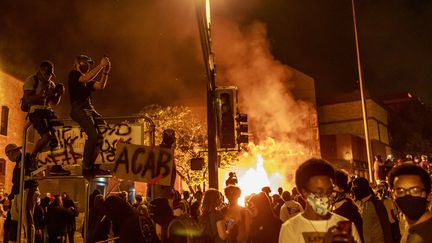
[1,0,431,117]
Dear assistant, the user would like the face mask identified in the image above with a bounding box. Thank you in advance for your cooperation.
[395,195,428,220]
[306,193,331,216]
[78,63,90,73]
[352,187,370,200]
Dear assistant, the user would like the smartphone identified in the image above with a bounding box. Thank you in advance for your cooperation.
[226,218,235,226]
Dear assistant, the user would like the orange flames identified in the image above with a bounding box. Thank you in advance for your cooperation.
[221,137,313,206]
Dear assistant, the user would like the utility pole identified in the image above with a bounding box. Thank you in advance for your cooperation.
[195,0,219,189]
[351,0,373,182]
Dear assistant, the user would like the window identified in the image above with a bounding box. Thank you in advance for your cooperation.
[1,106,9,136]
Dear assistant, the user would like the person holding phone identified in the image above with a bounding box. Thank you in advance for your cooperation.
[279,159,361,243]
[68,54,111,178]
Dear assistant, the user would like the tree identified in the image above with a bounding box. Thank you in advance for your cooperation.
[139,105,238,190]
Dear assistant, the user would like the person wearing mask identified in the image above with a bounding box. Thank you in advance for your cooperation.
[389,163,432,242]
[331,170,364,243]
[351,177,393,243]
[68,54,111,178]
[23,61,70,176]
[279,158,361,243]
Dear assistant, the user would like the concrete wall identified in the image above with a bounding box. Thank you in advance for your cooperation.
[0,70,26,196]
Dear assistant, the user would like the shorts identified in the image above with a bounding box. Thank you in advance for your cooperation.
[28,109,58,136]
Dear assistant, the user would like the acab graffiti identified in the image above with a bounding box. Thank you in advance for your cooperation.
[38,122,143,166]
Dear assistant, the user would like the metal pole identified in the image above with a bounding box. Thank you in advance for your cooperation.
[17,122,31,243]
[351,0,373,181]
[195,0,218,189]
[83,179,90,243]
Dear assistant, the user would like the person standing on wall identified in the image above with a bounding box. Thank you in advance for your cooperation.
[68,54,111,178]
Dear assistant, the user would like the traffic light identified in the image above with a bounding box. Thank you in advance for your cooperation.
[216,87,237,149]
[236,113,249,144]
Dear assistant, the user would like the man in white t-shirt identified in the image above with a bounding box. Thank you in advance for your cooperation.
[279,158,361,243]
[279,191,303,222]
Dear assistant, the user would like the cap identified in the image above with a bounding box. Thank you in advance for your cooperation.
[76,54,94,65]
[5,144,22,155]
[40,60,56,77]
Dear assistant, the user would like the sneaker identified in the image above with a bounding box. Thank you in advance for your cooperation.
[49,165,71,176]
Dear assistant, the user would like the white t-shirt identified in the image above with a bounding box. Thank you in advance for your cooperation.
[279,213,361,243]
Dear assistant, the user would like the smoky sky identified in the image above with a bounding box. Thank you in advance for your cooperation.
[1,0,431,118]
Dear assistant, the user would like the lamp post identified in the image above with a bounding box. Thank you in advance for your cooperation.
[351,0,373,182]
[195,0,219,189]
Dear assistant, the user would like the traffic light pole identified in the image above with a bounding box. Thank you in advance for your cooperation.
[195,0,219,189]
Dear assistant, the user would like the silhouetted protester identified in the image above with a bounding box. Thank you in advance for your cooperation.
[62,192,78,243]
[377,182,402,243]
[331,170,364,243]
[279,191,303,222]
[272,194,284,217]
[88,194,110,243]
[226,172,238,186]
[374,155,387,184]
[200,188,234,242]
[224,185,248,243]
[279,159,361,243]
[389,163,432,243]
[247,192,281,243]
[33,196,45,243]
[352,177,393,243]
[5,143,39,243]
[147,129,176,202]
[190,191,203,222]
[104,195,157,243]
[68,54,111,178]
[149,197,175,242]
[23,60,71,176]
[45,195,73,243]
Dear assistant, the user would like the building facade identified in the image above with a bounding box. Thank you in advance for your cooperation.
[318,92,391,178]
[0,70,26,196]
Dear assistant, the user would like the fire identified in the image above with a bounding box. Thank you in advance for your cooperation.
[221,137,312,206]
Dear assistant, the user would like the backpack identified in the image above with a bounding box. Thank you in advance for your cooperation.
[20,75,39,112]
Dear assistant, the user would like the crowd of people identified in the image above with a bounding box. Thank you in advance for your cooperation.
[5,157,418,243]
[1,191,78,243]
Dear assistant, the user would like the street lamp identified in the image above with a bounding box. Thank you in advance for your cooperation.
[351,0,373,182]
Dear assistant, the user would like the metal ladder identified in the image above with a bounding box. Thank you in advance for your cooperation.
[17,115,155,243]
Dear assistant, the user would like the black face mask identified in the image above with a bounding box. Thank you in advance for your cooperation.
[79,64,89,73]
[352,187,370,200]
[395,195,428,220]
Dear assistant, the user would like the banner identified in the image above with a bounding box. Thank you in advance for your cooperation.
[37,122,144,165]
[113,144,174,185]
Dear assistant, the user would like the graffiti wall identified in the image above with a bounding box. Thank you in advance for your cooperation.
[37,122,144,166]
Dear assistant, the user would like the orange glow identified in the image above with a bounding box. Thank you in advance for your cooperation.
[221,137,312,206]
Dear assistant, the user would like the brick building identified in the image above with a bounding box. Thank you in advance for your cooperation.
[318,91,390,178]
[0,70,26,196]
